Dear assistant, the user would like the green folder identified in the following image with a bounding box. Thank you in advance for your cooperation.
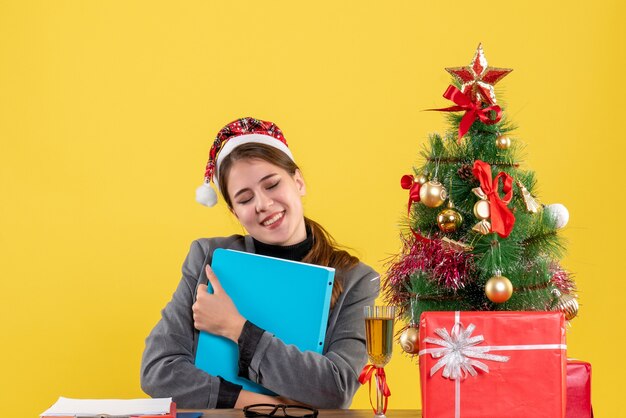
[194,248,335,394]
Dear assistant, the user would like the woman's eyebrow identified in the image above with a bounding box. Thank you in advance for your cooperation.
[233,187,252,199]
[259,173,279,183]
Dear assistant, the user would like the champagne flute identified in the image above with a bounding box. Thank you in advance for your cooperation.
[364,305,396,418]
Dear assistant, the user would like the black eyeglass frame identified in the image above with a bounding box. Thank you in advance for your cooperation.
[243,403,319,418]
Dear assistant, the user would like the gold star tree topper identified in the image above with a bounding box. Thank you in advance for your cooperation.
[445,44,512,105]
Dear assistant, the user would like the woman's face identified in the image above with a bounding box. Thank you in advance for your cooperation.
[226,158,307,246]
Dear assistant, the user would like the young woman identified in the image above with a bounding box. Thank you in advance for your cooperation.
[140,117,380,409]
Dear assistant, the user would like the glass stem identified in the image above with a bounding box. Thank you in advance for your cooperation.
[375,372,385,417]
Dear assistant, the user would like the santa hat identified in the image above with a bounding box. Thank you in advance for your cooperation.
[195,117,295,207]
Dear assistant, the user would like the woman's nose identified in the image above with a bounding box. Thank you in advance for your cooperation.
[255,191,273,212]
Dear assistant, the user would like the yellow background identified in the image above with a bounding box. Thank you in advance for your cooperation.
[1,1,625,416]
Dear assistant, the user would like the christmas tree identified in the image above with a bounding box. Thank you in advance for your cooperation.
[385,44,578,353]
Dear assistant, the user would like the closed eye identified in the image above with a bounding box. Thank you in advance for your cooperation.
[236,195,254,205]
[266,180,280,190]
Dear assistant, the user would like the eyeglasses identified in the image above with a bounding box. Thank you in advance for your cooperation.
[243,404,318,418]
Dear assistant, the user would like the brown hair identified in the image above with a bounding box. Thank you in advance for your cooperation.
[217,143,359,309]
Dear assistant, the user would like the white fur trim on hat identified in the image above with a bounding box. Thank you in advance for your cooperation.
[213,133,295,192]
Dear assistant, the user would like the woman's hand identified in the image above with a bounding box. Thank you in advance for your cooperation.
[234,390,281,409]
[234,390,303,409]
[192,265,246,342]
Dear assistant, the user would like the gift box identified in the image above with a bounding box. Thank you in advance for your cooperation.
[566,359,593,418]
[419,311,567,418]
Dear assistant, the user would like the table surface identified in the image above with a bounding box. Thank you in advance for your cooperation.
[179,410,422,418]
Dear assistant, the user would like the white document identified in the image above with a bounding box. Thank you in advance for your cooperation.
[40,397,172,416]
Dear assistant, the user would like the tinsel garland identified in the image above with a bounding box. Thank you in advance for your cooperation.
[549,263,576,294]
[384,234,476,309]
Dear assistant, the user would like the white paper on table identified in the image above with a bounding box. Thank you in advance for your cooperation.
[40,397,172,416]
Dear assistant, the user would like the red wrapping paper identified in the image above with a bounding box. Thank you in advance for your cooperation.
[566,359,593,418]
[419,311,567,418]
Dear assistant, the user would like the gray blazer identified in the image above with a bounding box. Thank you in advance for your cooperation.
[140,235,380,409]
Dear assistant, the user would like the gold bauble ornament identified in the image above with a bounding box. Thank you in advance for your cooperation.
[437,207,463,233]
[419,180,447,208]
[399,326,420,354]
[416,173,429,185]
[553,293,579,320]
[496,135,511,150]
[485,275,513,304]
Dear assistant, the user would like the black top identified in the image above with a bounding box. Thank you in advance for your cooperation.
[252,227,314,262]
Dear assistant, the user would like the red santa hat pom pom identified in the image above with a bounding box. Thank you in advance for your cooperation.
[196,183,218,207]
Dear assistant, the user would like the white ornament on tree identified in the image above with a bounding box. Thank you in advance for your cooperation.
[545,203,569,229]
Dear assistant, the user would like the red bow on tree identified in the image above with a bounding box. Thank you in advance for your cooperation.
[400,175,432,243]
[400,175,421,215]
[473,160,515,238]
[430,85,503,140]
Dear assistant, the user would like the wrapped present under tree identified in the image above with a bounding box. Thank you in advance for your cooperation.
[566,359,593,418]
[419,311,567,418]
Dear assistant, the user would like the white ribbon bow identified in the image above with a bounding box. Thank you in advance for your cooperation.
[423,322,510,380]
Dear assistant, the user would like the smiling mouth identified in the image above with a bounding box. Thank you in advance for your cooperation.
[261,211,285,227]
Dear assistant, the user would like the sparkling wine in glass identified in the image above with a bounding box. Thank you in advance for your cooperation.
[364,305,395,418]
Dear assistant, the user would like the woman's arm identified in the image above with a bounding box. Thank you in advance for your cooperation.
[140,240,243,409]
[238,264,380,408]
